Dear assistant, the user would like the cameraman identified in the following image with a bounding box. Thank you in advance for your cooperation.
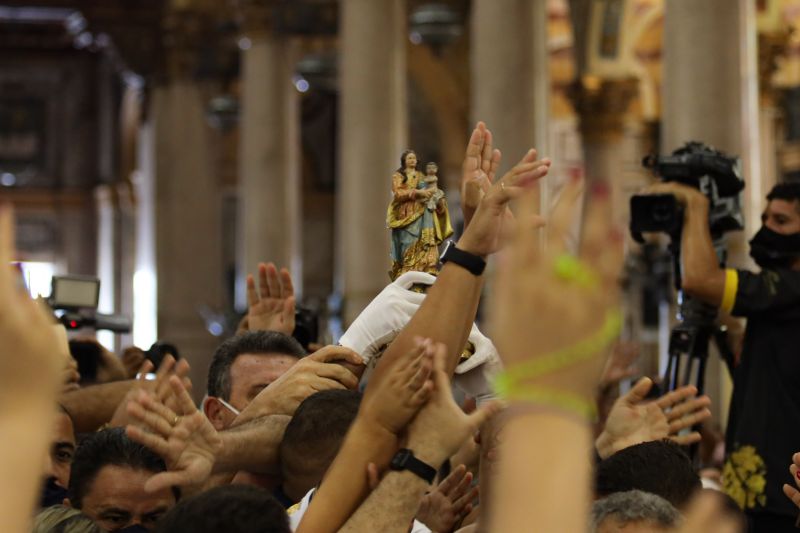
[650,180,800,532]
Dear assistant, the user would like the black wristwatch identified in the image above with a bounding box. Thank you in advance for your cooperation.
[440,240,486,276]
[389,448,437,484]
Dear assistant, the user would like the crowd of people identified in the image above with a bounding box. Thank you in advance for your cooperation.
[4,121,800,532]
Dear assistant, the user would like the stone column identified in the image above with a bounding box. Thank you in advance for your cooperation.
[471,0,549,209]
[152,8,225,399]
[337,0,408,325]
[236,1,302,301]
[661,0,759,426]
[567,76,638,225]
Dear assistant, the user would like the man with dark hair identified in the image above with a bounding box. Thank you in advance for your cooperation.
[595,440,701,510]
[590,490,680,532]
[40,405,76,508]
[204,331,306,430]
[651,180,800,531]
[155,485,290,533]
[277,389,362,507]
[66,428,177,532]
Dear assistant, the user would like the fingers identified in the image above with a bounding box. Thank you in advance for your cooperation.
[488,148,501,182]
[467,400,502,431]
[669,432,702,446]
[666,395,711,422]
[309,361,360,390]
[437,464,467,495]
[668,407,712,435]
[280,267,295,299]
[655,384,699,410]
[309,345,365,366]
[545,176,584,256]
[144,471,194,494]
[624,377,654,405]
[264,263,281,298]
[282,296,296,327]
[169,375,199,415]
[136,360,155,379]
[480,127,494,176]
[246,274,258,307]
[783,483,800,510]
[453,485,479,513]
[126,424,172,458]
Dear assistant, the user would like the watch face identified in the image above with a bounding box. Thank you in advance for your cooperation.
[391,449,412,469]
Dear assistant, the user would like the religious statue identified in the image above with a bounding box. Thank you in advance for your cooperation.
[386,150,453,280]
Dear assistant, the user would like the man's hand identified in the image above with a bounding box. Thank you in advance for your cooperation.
[126,376,222,492]
[246,262,295,336]
[407,343,501,467]
[359,337,434,436]
[457,123,550,258]
[417,464,477,533]
[109,355,192,428]
[600,341,639,388]
[595,377,712,459]
[234,345,364,422]
[645,182,708,209]
[461,122,501,227]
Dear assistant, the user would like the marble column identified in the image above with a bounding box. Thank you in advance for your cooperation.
[661,0,759,427]
[237,3,302,301]
[337,0,407,325]
[471,0,549,210]
[151,9,225,399]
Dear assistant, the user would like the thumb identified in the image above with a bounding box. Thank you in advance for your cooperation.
[624,377,653,405]
[466,400,502,431]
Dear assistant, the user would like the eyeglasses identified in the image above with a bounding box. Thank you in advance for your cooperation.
[217,398,241,416]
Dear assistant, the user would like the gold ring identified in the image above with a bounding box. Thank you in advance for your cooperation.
[172,415,180,427]
[500,181,506,191]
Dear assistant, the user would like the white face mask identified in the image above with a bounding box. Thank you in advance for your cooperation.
[217,398,241,416]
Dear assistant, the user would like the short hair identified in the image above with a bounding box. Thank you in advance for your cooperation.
[207,331,306,400]
[767,182,800,207]
[154,485,290,533]
[32,505,102,533]
[590,490,681,532]
[68,428,175,508]
[595,440,701,509]
[279,390,362,482]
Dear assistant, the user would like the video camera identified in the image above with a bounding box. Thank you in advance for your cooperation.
[630,142,745,244]
[49,275,131,333]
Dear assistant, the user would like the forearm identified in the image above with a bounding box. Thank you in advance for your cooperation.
[60,380,134,432]
[681,200,725,304]
[377,253,483,378]
[0,408,56,533]
[489,412,593,533]
[213,415,290,474]
[297,418,398,533]
[340,471,428,533]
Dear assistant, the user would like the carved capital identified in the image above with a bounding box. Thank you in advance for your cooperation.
[567,76,638,142]
[759,30,791,105]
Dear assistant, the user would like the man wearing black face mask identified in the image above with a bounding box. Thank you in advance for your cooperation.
[648,181,800,532]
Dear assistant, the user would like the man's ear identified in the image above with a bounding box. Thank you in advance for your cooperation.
[203,397,227,431]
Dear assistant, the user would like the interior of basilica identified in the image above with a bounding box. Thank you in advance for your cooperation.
[2,0,799,418]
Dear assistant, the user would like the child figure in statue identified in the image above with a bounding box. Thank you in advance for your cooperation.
[386,151,453,280]
[422,162,445,212]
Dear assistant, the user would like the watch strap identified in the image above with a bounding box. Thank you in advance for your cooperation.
[389,448,437,484]
[440,241,486,276]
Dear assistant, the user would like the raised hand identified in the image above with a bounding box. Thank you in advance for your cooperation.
[359,337,434,436]
[406,343,501,468]
[234,345,363,421]
[109,355,192,428]
[126,376,222,492]
[246,262,295,335]
[595,377,712,459]
[600,341,640,387]
[417,464,477,533]
[458,123,550,258]
[488,173,624,411]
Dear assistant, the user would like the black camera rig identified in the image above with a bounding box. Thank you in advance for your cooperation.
[629,142,744,394]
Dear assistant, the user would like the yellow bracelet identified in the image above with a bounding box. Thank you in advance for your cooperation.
[554,254,599,289]
[503,386,598,421]
[493,310,622,399]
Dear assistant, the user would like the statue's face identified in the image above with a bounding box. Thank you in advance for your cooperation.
[426,164,437,175]
[404,152,417,170]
